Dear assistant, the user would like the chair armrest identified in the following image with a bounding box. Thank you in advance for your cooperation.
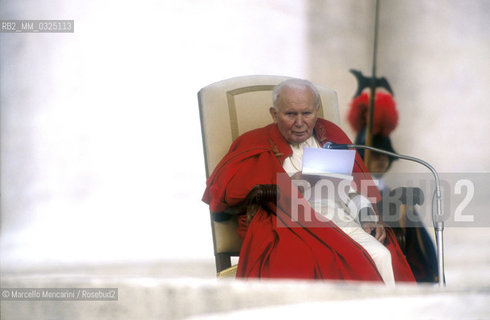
[213,184,279,223]
[244,184,279,224]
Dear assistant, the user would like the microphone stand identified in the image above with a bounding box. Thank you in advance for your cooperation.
[325,143,446,286]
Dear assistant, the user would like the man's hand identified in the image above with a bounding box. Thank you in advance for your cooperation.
[362,222,386,243]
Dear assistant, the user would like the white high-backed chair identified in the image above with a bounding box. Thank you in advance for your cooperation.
[198,75,340,277]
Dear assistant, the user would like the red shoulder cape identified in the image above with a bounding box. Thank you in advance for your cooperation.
[203,119,414,282]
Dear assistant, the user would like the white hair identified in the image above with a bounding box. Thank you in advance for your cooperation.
[272,78,320,110]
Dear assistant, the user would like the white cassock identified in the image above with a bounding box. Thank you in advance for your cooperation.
[283,136,395,285]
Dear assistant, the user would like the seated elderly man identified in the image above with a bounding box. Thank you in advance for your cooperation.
[202,78,414,283]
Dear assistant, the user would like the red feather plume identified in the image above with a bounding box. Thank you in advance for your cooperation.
[347,91,398,136]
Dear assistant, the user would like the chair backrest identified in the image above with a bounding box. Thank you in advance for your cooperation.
[198,75,341,274]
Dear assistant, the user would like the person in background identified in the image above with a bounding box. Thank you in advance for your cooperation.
[346,75,438,283]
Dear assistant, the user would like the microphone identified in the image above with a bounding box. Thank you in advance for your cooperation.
[322,142,351,150]
[323,142,446,286]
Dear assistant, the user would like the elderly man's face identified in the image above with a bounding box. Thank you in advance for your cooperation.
[270,86,318,144]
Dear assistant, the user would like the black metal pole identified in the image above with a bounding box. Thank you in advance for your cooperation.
[365,0,380,168]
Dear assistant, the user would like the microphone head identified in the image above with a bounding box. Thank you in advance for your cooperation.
[323,143,350,149]
[322,142,334,149]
